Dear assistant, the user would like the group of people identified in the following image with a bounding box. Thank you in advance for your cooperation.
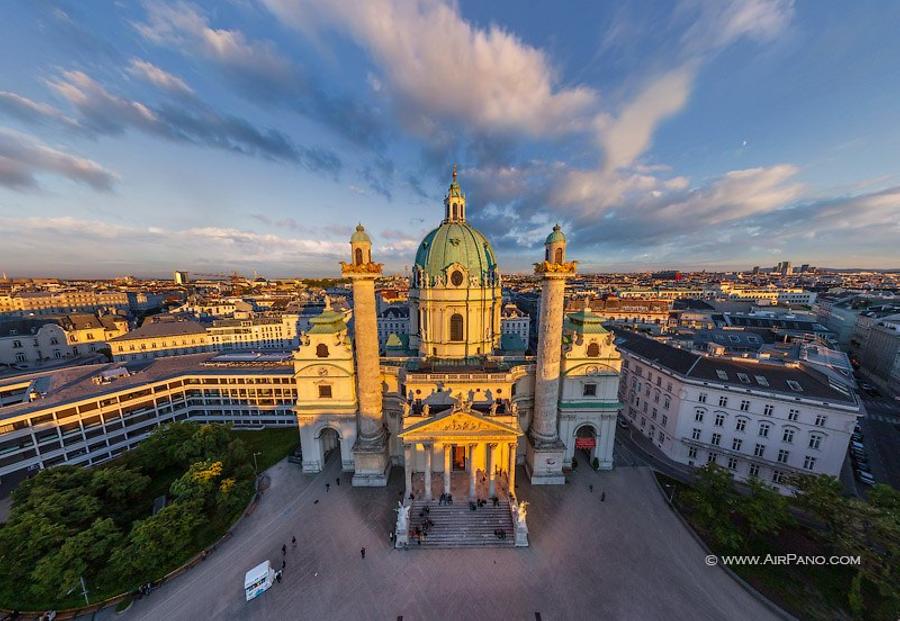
[438,492,453,505]
[275,535,297,583]
[493,529,507,540]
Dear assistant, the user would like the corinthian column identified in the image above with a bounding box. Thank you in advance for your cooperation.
[343,224,390,486]
[526,224,574,485]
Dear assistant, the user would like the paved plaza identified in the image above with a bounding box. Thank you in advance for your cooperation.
[103,455,777,621]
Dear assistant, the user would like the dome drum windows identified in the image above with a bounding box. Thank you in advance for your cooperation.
[449,313,464,342]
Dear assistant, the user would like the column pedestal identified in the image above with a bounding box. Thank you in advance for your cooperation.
[352,433,390,487]
[524,433,566,485]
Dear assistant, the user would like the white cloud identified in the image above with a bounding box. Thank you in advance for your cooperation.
[595,65,694,172]
[127,58,194,95]
[0,127,116,190]
[263,0,597,138]
[0,92,82,130]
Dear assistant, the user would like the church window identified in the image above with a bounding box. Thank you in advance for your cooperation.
[316,343,329,358]
[450,313,464,341]
[450,270,464,286]
[554,247,563,264]
[354,248,363,265]
[318,385,332,399]
[586,342,600,357]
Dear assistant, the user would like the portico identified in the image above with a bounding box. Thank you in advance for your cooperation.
[398,406,522,500]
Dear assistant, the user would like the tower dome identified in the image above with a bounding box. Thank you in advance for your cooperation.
[413,166,498,286]
[408,167,502,359]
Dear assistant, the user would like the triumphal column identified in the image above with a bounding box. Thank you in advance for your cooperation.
[342,224,390,486]
[525,224,575,484]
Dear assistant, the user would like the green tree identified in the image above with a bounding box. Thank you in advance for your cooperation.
[682,464,743,550]
[130,422,198,472]
[31,517,122,600]
[0,514,67,587]
[176,424,232,464]
[110,499,205,584]
[791,474,847,538]
[867,483,900,516]
[89,466,151,517]
[170,460,224,506]
[10,466,99,528]
[738,476,793,538]
[837,497,900,614]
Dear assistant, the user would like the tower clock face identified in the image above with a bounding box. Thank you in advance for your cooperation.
[450,270,464,286]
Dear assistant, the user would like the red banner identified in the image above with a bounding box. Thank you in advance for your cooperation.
[575,437,596,449]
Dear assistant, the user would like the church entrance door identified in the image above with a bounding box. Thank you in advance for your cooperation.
[452,445,466,470]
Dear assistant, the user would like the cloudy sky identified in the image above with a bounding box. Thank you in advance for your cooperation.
[0,0,898,278]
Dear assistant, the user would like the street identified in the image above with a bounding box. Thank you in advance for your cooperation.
[858,393,900,490]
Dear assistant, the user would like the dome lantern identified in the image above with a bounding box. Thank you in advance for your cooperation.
[444,164,466,223]
[545,223,567,265]
[350,223,372,266]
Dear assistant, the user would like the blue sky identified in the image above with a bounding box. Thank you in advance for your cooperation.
[0,0,898,278]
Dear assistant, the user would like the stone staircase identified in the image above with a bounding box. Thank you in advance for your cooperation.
[406,499,515,548]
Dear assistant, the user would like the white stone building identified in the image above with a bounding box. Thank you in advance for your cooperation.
[616,331,860,494]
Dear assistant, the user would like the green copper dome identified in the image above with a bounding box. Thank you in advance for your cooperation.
[414,221,497,280]
[545,224,566,245]
[350,223,370,243]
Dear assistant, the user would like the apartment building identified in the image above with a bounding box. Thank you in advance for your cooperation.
[0,354,297,488]
[0,320,70,365]
[110,320,212,362]
[377,305,410,349]
[500,303,530,344]
[208,314,301,351]
[0,291,130,316]
[616,331,859,494]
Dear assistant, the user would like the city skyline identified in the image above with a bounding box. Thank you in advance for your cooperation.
[1,1,899,277]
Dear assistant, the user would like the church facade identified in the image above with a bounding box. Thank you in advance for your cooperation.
[294,169,623,493]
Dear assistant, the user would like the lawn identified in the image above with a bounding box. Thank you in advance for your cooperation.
[235,427,299,473]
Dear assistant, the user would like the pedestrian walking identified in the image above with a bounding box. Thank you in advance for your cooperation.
[601,491,606,502]
[360,546,366,559]
[282,544,286,556]
[589,484,593,493]
[282,559,286,570]
[326,483,330,492]
[336,477,341,486]
[276,570,283,583]
[291,535,297,548]
[389,531,395,543]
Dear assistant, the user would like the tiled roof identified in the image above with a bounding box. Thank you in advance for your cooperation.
[616,331,855,404]
[109,320,207,341]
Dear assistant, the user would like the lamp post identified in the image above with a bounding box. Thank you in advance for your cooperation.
[252,451,262,476]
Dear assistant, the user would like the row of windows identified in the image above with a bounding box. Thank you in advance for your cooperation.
[687,447,818,478]
[696,395,827,427]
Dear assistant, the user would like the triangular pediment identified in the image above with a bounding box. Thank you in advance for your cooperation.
[399,409,522,440]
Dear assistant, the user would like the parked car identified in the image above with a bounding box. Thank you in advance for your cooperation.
[852,432,864,442]
[852,453,869,465]
[856,471,875,486]
[851,440,865,451]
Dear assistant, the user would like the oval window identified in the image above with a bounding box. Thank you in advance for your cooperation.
[450,270,464,286]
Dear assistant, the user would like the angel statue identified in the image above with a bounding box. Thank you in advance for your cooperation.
[395,502,410,531]
[517,501,528,524]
